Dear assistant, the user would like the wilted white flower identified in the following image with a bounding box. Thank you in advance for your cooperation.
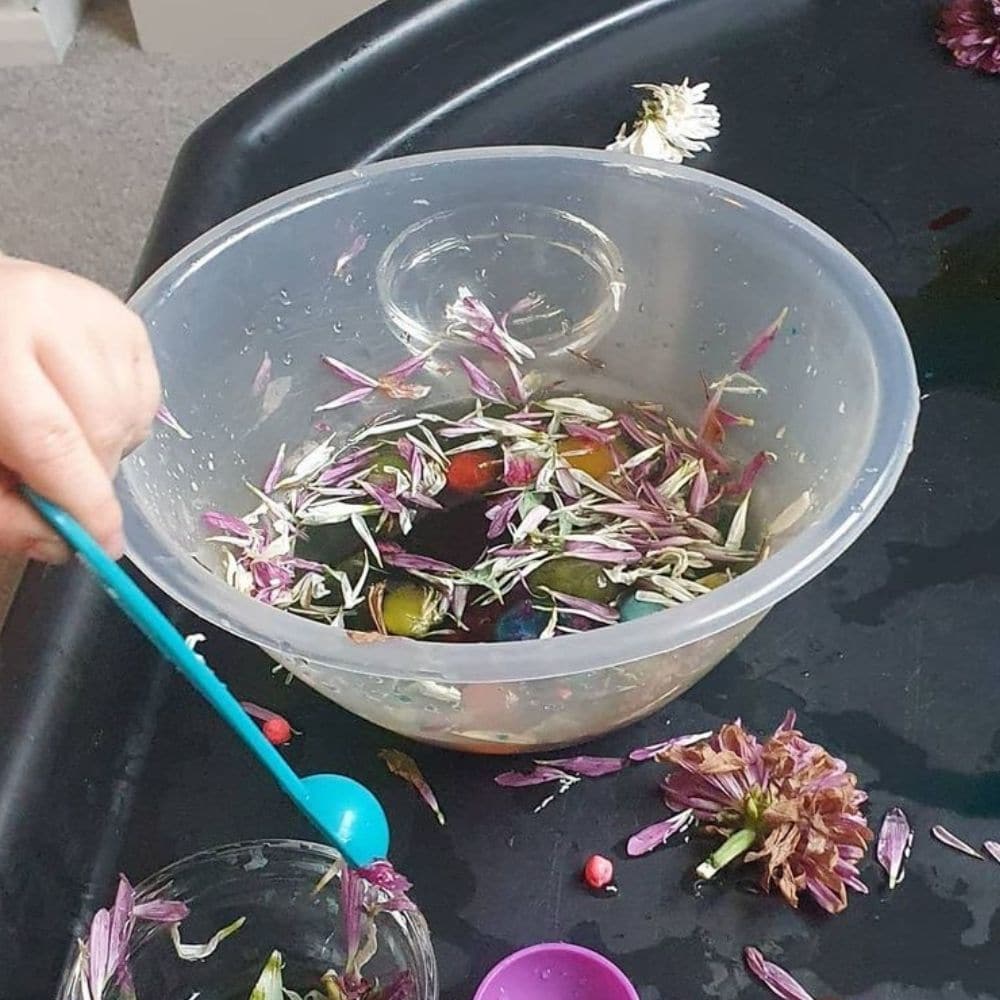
[606,78,720,164]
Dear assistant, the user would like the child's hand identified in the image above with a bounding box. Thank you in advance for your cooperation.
[0,256,160,562]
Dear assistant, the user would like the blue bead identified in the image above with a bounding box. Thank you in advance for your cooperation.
[619,594,661,622]
[494,601,549,642]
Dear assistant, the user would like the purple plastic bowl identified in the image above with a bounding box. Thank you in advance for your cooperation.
[473,943,640,1000]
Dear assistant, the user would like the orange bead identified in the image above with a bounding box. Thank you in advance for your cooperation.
[446,449,499,493]
[557,436,618,480]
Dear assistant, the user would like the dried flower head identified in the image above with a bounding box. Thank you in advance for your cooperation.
[659,712,872,913]
[938,0,1000,74]
[607,79,721,163]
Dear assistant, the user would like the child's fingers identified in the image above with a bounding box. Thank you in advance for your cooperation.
[0,361,123,557]
[0,470,69,562]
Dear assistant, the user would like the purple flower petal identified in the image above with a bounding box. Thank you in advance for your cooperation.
[562,421,618,445]
[379,749,446,825]
[359,479,405,515]
[383,349,434,381]
[334,232,368,277]
[739,307,789,372]
[240,700,285,723]
[202,511,252,538]
[485,493,521,539]
[252,351,272,396]
[458,355,509,404]
[495,765,576,787]
[133,899,191,923]
[316,385,376,411]
[725,450,774,496]
[155,402,192,439]
[562,542,642,563]
[538,590,619,623]
[87,907,113,997]
[321,355,379,388]
[628,730,713,762]
[378,541,457,574]
[877,807,913,889]
[627,808,695,856]
[515,503,550,538]
[984,840,1000,865]
[932,824,985,859]
[689,463,709,514]
[370,970,416,1000]
[536,755,624,778]
[263,442,286,493]
[618,412,659,449]
[744,947,816,1000]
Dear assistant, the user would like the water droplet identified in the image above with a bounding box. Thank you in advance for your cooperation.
[244,326,254,336]
[333,321,343,333]
[281,352,293,366]
[278,288,291,305]
[344,274,354,285]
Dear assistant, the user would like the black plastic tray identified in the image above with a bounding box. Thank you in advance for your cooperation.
[4,1,1000,997]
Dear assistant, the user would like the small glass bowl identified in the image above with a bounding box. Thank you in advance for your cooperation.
[377,201,625,357]
[58,839,438,1000]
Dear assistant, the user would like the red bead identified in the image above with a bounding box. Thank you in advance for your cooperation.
[445,449,499,494]
[262,717,292,745]
[583,854,614,890]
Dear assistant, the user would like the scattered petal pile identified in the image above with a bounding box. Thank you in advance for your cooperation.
[202,295,789,644]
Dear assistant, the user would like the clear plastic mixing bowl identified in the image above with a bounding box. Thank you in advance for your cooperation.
[122,147,919,753]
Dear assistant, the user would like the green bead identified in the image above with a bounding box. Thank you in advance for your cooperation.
[619,593,661,621]
[382,583,444,638]
[368,446,409,486]
[528,557,621,603]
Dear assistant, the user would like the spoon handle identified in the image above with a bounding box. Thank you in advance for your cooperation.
[24,489,309,808]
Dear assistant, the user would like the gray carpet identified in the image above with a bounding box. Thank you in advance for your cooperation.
[0,0,270,611]
[0,0,271,294]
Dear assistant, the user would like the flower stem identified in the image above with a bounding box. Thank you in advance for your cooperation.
[696,826,757,880]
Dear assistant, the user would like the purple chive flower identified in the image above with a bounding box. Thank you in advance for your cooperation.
[938,0,1000,74]
[627,808,695,857]
[661,713,872,913]
[876,807,913,889]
